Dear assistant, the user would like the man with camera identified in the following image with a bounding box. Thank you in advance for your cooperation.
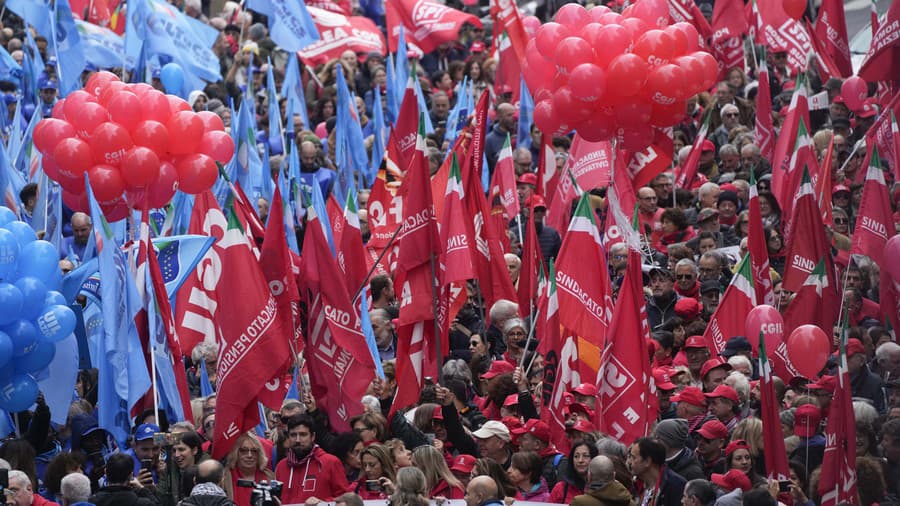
[88,453,160,506]
[127,424,161,487]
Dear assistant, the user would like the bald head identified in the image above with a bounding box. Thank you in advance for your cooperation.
[197,459,225,486]
[588,455,615,485]
[71,212,92,246]
[466,475,499,505]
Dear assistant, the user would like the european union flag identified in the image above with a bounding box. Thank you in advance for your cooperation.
[245,0,320,53]
[152,234,215,302]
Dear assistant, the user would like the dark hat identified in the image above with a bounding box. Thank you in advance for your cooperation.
[697,207,719,222]
[720,336,752,357]
[649,266,675,280]
[717,190,739,207]
[831,117,851,130]
[824,77,843,90]
[700,279,721,294]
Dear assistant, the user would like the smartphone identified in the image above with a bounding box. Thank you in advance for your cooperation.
[365,480,381,491]
[778,481,792,493]
[140,459,153,473]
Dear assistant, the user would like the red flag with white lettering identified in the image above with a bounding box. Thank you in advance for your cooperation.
[710,0,747,77]
[748,173,776,307]
[818,337,858,506]
[674,114,710,189]
[535,136,556,197]
[857,0,900,83]
[386,0,482,54]
[336,194,370,299]
[490,0,528,66]
[625,129,673,191]
[754,52,775,161]
[300,7,386,65]
[489,135,520,221]
[703,256,756,355]
[367,177,402,250]
[851,146,893,265]
[758,332,791,481]
[753,0,813,72]
[782,169,834,293]
[441,155,476,284]
[517,201,543,317]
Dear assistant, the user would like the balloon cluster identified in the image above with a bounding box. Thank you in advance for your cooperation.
[32,72,234,221]
[521,3,717,150]
[0,209,76,412]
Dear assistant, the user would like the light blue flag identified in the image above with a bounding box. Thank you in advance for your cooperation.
[5,0,52,40]
[7,102,25,164]
[198,357,215,397]
[412,73,434,134]
[266,61,283,156]
[21,45,40,106]
[370,85,385,178]
[12,101,41,178]
[0,46,23,84]
[126,0,221,92]
[129,41,149,84]
[517,78,534,152]
[0,140,25,214]
[50,0,87,97]
[254,402,268,437]
[385,53,399,125]
[277,161,300,254]
[79,221,97,264]
[151,234,216,302]
[333,64,369,204]
[284,367,299,400]
[395,28,410,102]
[0,410,14,438]
[444,76,468,147]
[86,176,152,447]
[45,183,63,253]
[245,0,320,53]
[286,139,306,231]
[281,56,310,130]
[37,334,79,425]
[359,287,385,379]
[75,20,124,70]
[310,174,335,256]
[61,257,98,303]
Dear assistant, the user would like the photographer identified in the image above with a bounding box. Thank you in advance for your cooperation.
[88,453,159,506]
[179,460,236,506]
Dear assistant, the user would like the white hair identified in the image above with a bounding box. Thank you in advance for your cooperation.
[488,299,518,322]
[698,182,720,199]
[723,371,750,403]
[361,395,381,413]
[191,341,219,363]
[61,473,92,502]
[876,342,900,363]
[678,146,693,164]
[8,469,30,488]
[674,258,698,274]
[853,400,879,427]
[720,104,739,119]
[727,355,753,376]
[503,253,521,268]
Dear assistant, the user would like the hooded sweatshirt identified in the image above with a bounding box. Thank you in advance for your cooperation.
[274,446,349,504]
[571,480,637,506]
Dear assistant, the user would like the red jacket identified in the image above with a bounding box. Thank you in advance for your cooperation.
[275,446,349,504]
[432,479,465,499]
[33,495,60,506]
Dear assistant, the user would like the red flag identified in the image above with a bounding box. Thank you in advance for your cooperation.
[703,257,756,355]
[386,81,419,171]
[534,135,556,197]
[197,192,290,459]
[817,137,836,227]
[624,129,674,191]
[748,173,776,306]
[490,0,528,66]
[710,0,747,77]
[770,73,812,217]
[851,146,893,265]
[554,194,613,345]
[807,20,848,80]
[545,167,580,234]
[753,0,813,72]
[776,119,817,237]
[565,136,612,190]
[71,0,111,26]
[674,114,711,189]
[758,332,791,481]
[857,0,900,83]
[783,256,840,335]
[367,177,403,250]
[782,169,834,293]
[336,194,370,299]
[754,53,775,161]
[256,186,301,409]
[469,90,491,181]
[440,154,476,284]
[669,0,713,40]
[517,201,543,317]
[302,203,376,432]
[305,0,352,15]
[386,0,482,53]
[818,338,858,506]
[492,31,522,106]
[489,134,520,221]
[396,115,441,275]
[300,7,386,65]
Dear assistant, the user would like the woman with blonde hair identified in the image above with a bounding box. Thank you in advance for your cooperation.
[223,432,275,506]
[350,411,388,443]
[387,467,429,506]
[411,445,464,499]
[384,439,412,470]
[353,443,396,499]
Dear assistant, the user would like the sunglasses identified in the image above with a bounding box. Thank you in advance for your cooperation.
[469,340,481,347]
[724,113,740,118]
[676,274,694,280]
[834,218,848,224]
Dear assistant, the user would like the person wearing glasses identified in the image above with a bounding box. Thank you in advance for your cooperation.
[712,105,742,151]
[222,432,274,506]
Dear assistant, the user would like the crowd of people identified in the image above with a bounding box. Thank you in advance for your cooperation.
[0,0,898,506]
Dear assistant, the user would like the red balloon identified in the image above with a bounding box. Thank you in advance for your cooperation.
[840,76,868,111]
[63,90,98,120]
[129,83,155,97]
[89,122,133,166]
[555,3,590,30]
[107,92,142,131]
[582,24,630,68]
[614,100,652,129]
[535,23,572,60]
[100,197,130,222]
[569,63,607,103]
[555,37,593,74]
[88,164,126,202]
[627,0,669,28]
[523,15,541,37]
[533,100,561,135]
[147,161,179,208]
[167,96,192,113]
[51,99,66,119]
[649,100,687,127]
[139,90,172,124]
[632,29,675,66]
[692,51,719,90]
[56,167,86,194]
[166,111,204,155]
[644,64,687,105]
[884,236,900,283]
[665,25,688,57]
[52,137,93,178]
[588,5,611,22]
[33,118,75,155]
[131,120,170,156]
[121,147,161,189]
[61,190,89,213]
[675,55,705,96]
[70,102,109,139]
[552,86,582,125]
[745,305,785,357]
[606,54,648,97]
[175,154,218,194]
[671,22,701,53]
[198,131,235,164]
[619,124,655,151]
[786,325,831,378]
[98,80,129,107]
[598,12,623,25]
[782,0,805,20]
[197,111,225,133]
[84,71,120,97]
[575,113,615,141]
[620,17,650,42]
[42,155,61,181]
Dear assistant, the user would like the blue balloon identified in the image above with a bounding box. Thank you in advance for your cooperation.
[14,341,55,374]
[0,282,23,326]
[0,228,18,281]
[0,373,39,412]
[37,304,76,343]
[0,331,12,368]
[3,319,38,357]
[44,290,66,306]
[160,63,185,97]
[17,240,58,284]
[2,221,37,247]
[15,277,47,320]
[0,207,16,226]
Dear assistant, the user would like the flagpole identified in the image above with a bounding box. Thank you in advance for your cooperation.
[150,340,159,424]
[518,308,539,368]
[429,253,443,384]
[351,223,404,303]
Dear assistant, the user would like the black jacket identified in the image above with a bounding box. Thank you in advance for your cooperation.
[851,365,885,413]
[657,467,687,506]
[667,448,706,482]
[179,495,235,506]
[90,485,160,506]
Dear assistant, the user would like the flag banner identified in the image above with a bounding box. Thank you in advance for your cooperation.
[75,20,124,70]
[71,0,112,26]
[710,0,746,77]
[703,256,756,355]
[299,7,386,65]
[386,0,482,54]
[857,0,899,83]
[753,0,813,72]
[755,50,775,160]
[489,135,520,222]
[245,0,320,53]
[758,332,791,481]
[624,129,674,191]
[490,0,528,66]
[306,0,352,15]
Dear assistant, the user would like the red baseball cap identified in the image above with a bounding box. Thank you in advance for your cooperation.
[724,439,750,456]
[470,41,486,53]
[572,383,599,397]
[846,338,865,357]
[684,335,707,350]
[671,386,707,407]
[563,402,593,418]
[794,404,822,438]
[500,415,523,434]
[704,384,739,404]
[675,298,701,320]
[450,454,476,474]
[482,360,515,379]
[652,367,677,391]
[511,419,551,443]
[696,420,729,440]
[567,420,595,434]
[526,194,546,210]
[712,469,752,492]
[503,394,519,407]
[517,172,537,186]
[432,408,444,421]
[701,139,716,152]
[807,375,836,393]
[833,184,851,195]
[700,358,732,380]
[857,101,877,118]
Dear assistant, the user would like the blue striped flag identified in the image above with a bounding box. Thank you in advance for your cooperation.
[245,0,320,53]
